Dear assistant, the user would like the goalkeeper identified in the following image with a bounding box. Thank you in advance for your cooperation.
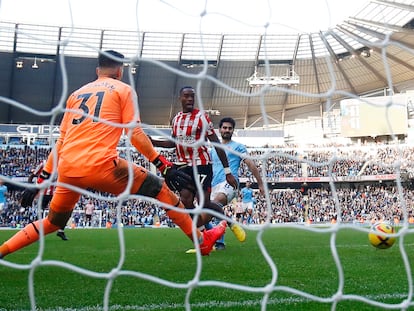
[0,50,225,259]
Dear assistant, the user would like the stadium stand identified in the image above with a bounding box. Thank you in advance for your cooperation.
[1,128,414,229]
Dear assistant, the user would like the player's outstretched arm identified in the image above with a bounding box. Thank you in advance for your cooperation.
[152,155,194,193]
[130,126,194,193]
[148,135,176,149]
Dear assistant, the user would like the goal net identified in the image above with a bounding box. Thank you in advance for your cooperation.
[0,0,414,310]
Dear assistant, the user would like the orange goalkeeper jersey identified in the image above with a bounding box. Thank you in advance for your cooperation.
[57,77,140,177]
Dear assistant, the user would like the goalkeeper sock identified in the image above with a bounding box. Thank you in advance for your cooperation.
[0,218,59,258]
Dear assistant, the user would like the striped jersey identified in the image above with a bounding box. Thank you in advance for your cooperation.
[171,109,215,165]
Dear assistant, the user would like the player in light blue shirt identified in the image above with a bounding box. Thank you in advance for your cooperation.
[0,179,8,211]
[209,117,264,250]
[211,140,247,188]
[240,181,255,224]
[240,182,254,202]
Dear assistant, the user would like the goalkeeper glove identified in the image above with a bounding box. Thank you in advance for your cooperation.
[152,155,194,192]
[152,154,172,176]
[21,170,51,208]
[37,170,51,184]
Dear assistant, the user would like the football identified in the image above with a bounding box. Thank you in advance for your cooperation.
[368,222,396,249]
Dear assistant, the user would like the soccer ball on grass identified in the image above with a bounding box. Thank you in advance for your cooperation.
[368,222,396,249]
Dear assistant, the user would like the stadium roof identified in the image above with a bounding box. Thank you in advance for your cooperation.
[1,0,414,129]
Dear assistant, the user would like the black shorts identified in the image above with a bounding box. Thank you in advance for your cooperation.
[40,195,53,210]
[177,164,213,192]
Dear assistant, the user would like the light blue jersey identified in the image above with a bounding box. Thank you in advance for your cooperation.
[0,184,7,210]
[211,140,247,187]
[0,184,7,204]
[240,186,254,203]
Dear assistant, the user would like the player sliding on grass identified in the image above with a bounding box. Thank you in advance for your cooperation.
[0,50,225,259]
[149,86,246,244]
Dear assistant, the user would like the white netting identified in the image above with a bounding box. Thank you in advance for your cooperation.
[1,0,414,310]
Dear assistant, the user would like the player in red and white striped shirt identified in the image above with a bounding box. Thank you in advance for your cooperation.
[171,103,213,166]
[151,86,239,229]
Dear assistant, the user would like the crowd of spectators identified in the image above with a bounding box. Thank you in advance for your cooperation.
[3,143,414,179]
[241,144,414,180]
[232,183,411,226]
[1,143,414,229]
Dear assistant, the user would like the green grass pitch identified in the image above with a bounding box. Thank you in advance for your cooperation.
[0,225,413,311]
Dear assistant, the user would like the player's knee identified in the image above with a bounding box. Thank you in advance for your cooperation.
[136,172,163,198]
[48,210,72,228]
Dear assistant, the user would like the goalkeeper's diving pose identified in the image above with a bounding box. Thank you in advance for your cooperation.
[0,50,225,259]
